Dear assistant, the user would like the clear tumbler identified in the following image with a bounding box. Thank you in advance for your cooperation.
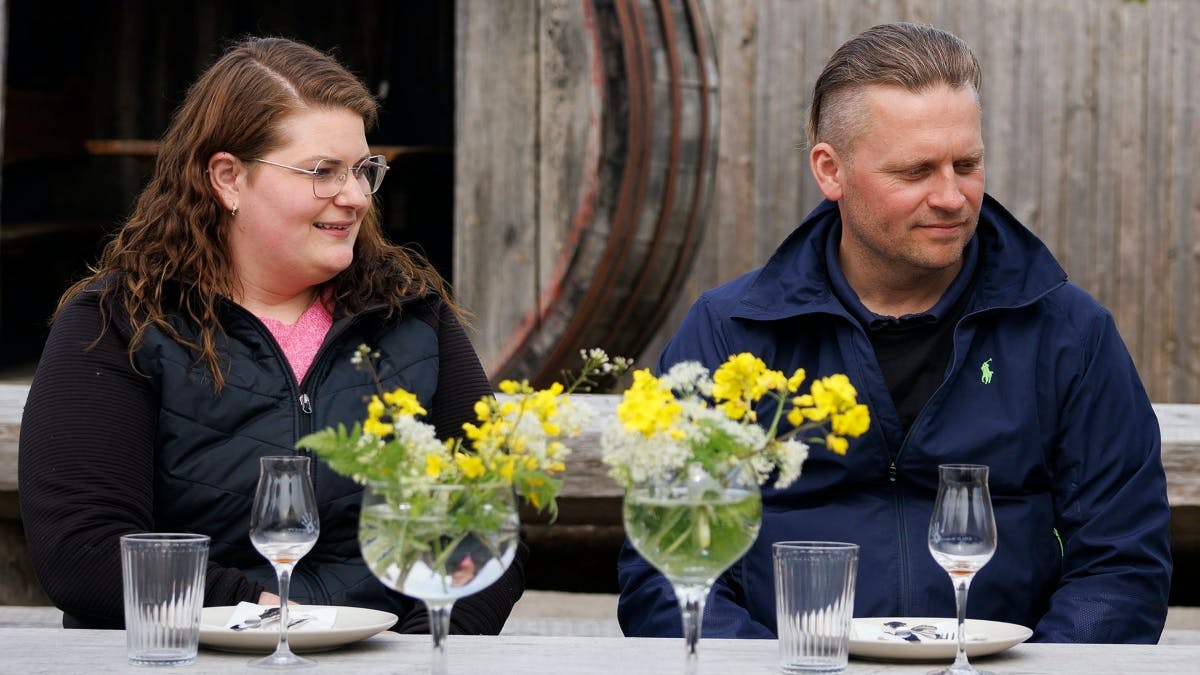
[121,532,210,666]
[773,541,859,673]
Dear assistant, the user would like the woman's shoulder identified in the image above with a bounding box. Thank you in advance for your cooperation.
[55,284,114,327]
[367,291,449,328]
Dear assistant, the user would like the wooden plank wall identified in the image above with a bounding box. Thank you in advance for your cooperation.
[455,0,1200,403]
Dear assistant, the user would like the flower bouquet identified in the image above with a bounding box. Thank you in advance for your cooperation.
[297,345,628,674]
[601,353,869,672]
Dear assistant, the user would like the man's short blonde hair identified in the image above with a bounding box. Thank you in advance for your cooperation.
[807,22,982,153]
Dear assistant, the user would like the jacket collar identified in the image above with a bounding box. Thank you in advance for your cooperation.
[730,194,1067,322]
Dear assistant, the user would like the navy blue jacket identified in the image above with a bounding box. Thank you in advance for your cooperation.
[617,196,1171,643]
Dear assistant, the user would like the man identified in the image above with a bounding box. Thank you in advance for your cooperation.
[617,22,1171,643]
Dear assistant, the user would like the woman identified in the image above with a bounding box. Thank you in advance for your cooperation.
[18,37,526,632]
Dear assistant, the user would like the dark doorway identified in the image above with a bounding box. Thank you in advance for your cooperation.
[1,0,455,374]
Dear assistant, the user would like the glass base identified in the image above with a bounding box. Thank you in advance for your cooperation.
[927,667,993,675]
[248,651,318,669]
[780,656,846,673]
[128,649,197,667]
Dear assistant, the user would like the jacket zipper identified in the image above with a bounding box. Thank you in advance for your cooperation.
[886,296,1046,615]
[292,301,400,473]
[298,392,313,423]
[220,300,382,498]
[890,461,909,613]
[293,308,382,499]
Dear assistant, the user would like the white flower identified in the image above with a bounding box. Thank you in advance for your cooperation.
[660,361,713,397]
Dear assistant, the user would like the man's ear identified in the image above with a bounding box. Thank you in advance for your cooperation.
[809,142,845,202]
[208,152,244,213]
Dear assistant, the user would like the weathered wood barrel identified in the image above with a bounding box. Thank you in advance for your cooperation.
[455,0,719,386]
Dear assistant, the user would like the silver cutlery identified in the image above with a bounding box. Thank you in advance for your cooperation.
[231,615,312,631]
[881,621,953,641]
[229,606,280,631]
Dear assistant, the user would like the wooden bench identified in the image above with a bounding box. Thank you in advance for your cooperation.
[2,386,1198,601]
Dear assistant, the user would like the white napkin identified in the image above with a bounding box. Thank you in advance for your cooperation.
[225,601,338,632]
[855,619,984,643]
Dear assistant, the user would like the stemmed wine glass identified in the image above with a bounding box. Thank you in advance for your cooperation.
[927,464,997,675]
[622,463,762,675]
[359,482,520,675]
[248,455,320,668]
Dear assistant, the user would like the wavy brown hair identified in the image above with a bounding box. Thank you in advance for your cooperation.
[59,36,455,390]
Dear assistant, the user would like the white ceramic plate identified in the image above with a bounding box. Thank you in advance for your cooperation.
[199,605,397,654]
[849,617,1032,662]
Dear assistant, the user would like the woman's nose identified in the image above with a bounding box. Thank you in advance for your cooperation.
[333,174,371,210]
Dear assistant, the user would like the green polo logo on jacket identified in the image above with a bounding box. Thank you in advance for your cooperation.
[980,358,994,384]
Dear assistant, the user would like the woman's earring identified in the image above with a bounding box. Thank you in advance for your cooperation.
[231,203,239,217]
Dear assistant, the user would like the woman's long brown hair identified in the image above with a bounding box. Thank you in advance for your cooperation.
[58,37,454,390]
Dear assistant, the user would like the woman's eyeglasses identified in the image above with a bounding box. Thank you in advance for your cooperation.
[246,155,389,198]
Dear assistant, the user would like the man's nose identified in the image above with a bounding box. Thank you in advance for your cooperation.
[927,170,967,212]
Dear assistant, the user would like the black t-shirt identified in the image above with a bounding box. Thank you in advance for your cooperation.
[864,286,973,436]
[826,227,979,439]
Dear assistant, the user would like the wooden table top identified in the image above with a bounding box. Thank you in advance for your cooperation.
[2,627,1198,674]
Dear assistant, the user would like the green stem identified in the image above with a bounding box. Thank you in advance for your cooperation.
[763,391,787,440]
[430,531,470,594]
[653,504,691,554]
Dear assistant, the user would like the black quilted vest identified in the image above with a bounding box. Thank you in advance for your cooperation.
[134,295,440,617]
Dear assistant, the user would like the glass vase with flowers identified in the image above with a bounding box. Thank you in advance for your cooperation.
[601,353,870,674]
[298,345,629,674]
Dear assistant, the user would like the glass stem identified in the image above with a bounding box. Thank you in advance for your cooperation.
[427,599,454,675]
[675,583,709,675]
[275,563,295,657]
[952,574,974,670]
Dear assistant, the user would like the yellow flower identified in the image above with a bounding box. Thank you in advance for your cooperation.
[712,353,794,422]
[384,389,426,417]
[617,369,682,437]
[454,452,486,479]
[790,392,828,423]
[786,407,805,428]
[363,417,393,438]
[832,403,871,437]
[755,369,787,396]
[812,374,858,414]
[425,453,448,479]
[718,398,752,421]
[498,458,516,482]
[787,368,807,393]
[473,399,492,421]
[367,395,385,419]
[826,433,849,455]
[712,353,768,402]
